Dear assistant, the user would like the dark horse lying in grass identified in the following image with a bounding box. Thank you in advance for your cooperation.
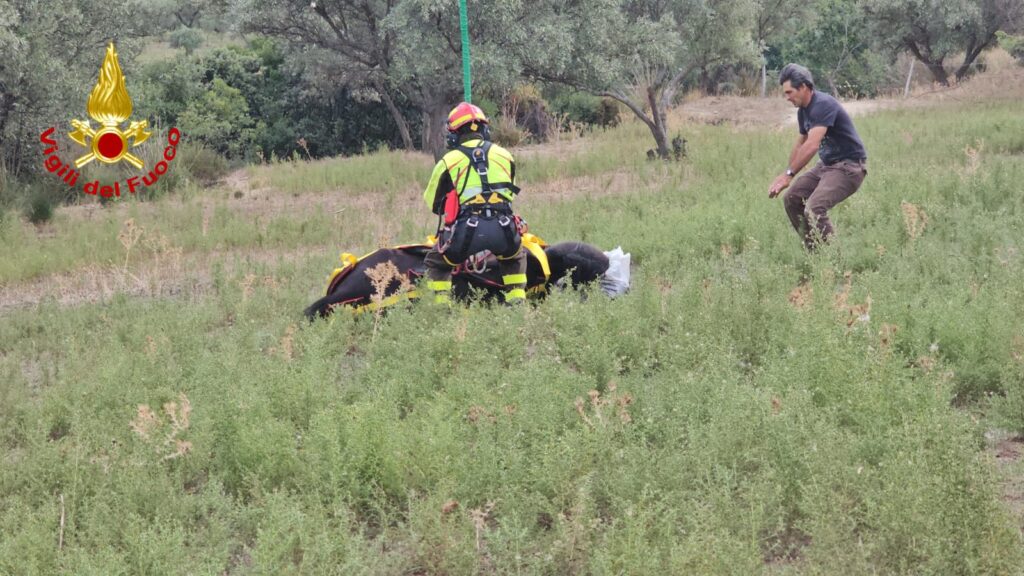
[304,234,623,319]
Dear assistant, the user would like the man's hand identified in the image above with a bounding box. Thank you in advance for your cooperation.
[768,173,793,198]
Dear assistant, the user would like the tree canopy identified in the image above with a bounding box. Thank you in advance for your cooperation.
[522,0,757,158]
[1,0,1022,191]
[865,0,1024,84]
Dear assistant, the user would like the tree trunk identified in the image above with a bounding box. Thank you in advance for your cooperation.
[906,43,949,86]
[647,87,670,159]
[601,91,670,160]
[11,109,25,177]
[954,42,990,82]
[421,102,448,161]
[377,84,414,151]
[175,7,201,28]
[0,80,19,174]
[699,67,713,95]
[0,93,13,158]
[650,120,670,159]
[926,61,950,86]
[761,62,768,98]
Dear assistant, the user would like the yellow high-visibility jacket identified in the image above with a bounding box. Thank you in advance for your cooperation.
[423,139,517,215]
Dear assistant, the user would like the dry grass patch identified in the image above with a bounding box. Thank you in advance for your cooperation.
[519,171,651,206]
[0,245,329,312]
[130,393,193,461]
[674,94,795,130]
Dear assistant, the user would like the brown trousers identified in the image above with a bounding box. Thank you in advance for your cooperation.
[783,159,867,249]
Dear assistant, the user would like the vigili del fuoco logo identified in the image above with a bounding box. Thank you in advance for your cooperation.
[39,42,182,198]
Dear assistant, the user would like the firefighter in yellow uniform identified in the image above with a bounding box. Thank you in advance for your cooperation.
[423,102,527,304]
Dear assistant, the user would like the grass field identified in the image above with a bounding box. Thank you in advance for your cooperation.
[2,69,1024,574]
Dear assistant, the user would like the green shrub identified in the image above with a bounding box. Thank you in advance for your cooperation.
[12,180,70,223]
[993,347,1024,435]
[132,42,404,161]
[169,27,203,55]
[550,91,621,129]
[998,31,1024,66]
[178,78,258,161]
[995,383,1024,437]
[472,95,499,121]
[176,142,230,183]
[24,192,54,225]
[773,0,900,97]
[492,84,555,141]
[490,117,531,147]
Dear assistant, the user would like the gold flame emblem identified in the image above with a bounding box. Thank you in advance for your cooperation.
[69,42,151,169]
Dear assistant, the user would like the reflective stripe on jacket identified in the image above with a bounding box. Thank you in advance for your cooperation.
[423,139,516,214]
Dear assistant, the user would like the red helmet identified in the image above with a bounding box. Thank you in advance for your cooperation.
[446,102,488,133]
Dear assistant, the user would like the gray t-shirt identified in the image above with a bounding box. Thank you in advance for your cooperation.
[798,91,867,165]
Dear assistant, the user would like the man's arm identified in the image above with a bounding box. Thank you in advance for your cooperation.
[788,126,826,174]
[423,160,453,214]
[768,127,827,198]
[787,134,807,171]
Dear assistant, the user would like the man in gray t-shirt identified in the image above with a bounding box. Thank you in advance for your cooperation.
[768,63,868,250]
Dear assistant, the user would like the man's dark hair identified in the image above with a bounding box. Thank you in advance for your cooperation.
[779,63,815,90]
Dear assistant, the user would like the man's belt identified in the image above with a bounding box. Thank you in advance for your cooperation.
[825,157,867,166]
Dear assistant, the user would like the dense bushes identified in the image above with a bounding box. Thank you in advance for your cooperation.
[998,31,1024,65]
[177,78,258,160]
[551,92,621,129]
[484,85,623,147]
[175,142,229,184]
[1,179,74,225]
[168,27,203,55]
[24,192,54,225]
[130,39,408,164]
[770,0,899,97]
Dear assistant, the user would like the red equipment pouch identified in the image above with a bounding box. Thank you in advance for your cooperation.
[443,189,459,226]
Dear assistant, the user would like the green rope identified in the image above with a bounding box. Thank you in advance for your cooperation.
[459,0,471,102]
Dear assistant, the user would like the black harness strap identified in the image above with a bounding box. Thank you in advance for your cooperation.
[455,216,477,260]
[440,142,522,262]
[457,141,521,198]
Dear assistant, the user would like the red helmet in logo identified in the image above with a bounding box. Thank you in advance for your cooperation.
[446,102,488,133]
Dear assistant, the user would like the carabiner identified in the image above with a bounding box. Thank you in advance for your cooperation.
[468,251,490,274]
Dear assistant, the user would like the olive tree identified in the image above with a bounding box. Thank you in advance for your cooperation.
[522,0,757,159]
[238,0,529,158]
[864,0,1024,85]
[380,0,528,156]
[237,0,418,150]
[753,0,814,96]
[775,0,895,97]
